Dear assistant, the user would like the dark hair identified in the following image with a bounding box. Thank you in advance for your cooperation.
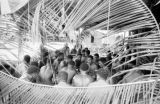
[24,55,31,64]
[55,50,60,58]
[58,71,68,82]
[85,48,88,51]
[67,55,73,60]
[94,53,99,58]
[99,58,107,64]
[3,63,10,69]
[113,54,117,57]
[82,49,85,53]
[43,57,48,65]
[27,66,40,74]
[68,61,75,66]
[75,59,81,69]
[31,61,39,67]
[88,55,93,60]
[38,61,45,68]
[80,63,89,71]
[58,52,64,56]
[96,69,108,80]
[85,50,90,55]
[43,52,49,58]
[77,53,82,56]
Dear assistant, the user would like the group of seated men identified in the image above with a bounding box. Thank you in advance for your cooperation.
[17,47,110,87]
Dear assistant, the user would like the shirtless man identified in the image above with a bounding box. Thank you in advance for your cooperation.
[72,63,93,87]
[56,71,71,87]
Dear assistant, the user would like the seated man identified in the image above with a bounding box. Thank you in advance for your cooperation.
[56,71,71,87]
[72,63,93,87]
[88,69,109,87]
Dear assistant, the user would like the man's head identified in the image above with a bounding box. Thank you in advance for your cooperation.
[24,55,31,64]
[94,53,99,60]
[66,55,73,63]
[85,50,90,57]
[81,49,85,56]
[77,53,82,60]
[58,71,68,82]
[84,48,88,51]
[87,55,93,65]
[96,69,108,80]
[58,52,64,61]
[80,63,89,72]
[55,50,60,58]
[68,61,75,69]
[99,58,107,68]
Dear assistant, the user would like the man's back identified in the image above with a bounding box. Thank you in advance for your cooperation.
[88,80,108,87]
[72,74,93,87]
[55,81,71,87]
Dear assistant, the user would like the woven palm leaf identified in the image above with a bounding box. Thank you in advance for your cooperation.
[1,71,160,104]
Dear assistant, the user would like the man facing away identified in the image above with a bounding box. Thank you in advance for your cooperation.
[88,69,109,87]
[72,63,93,87]
[56,71,71,87]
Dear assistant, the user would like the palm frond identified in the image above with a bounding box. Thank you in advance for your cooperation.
[1,71,160,104]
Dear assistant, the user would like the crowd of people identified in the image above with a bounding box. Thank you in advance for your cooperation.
[0,43,157,86]
[16,44,111,87]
